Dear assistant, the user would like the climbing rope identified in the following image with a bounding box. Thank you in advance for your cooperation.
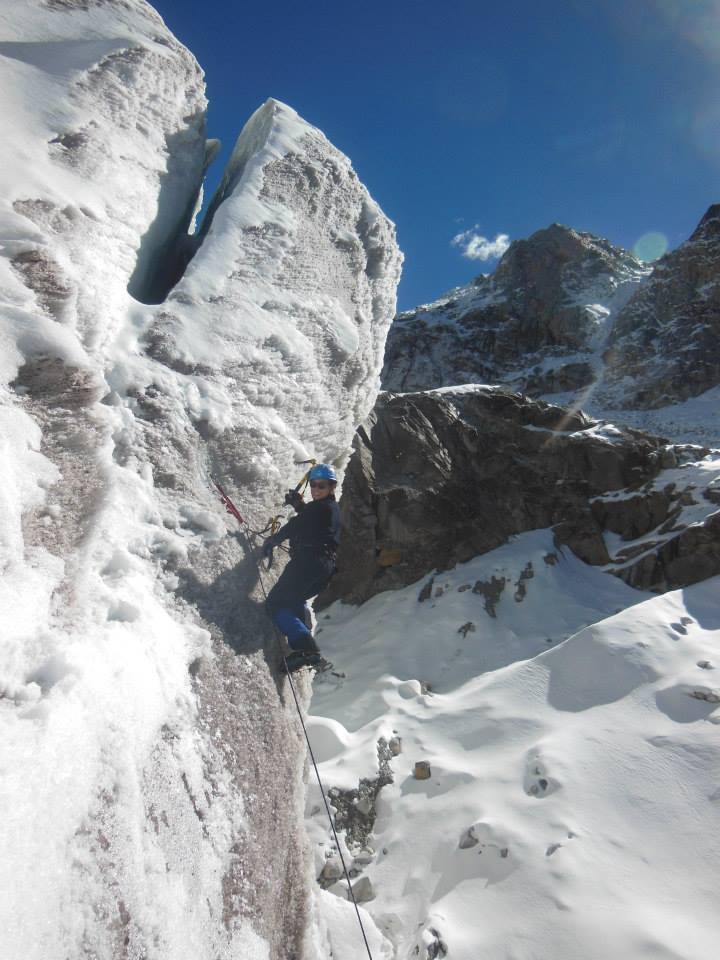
[280,652,376,960]
[212,478,375,960]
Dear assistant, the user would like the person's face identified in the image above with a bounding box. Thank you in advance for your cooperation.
[309,479,334,501]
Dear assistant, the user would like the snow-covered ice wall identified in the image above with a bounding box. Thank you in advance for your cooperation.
[0,2,402,958]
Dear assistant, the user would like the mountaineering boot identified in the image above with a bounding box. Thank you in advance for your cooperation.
[283,650,324,673]
[290,632,320,656]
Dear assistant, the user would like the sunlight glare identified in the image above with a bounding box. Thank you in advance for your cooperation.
[633,232,668,262]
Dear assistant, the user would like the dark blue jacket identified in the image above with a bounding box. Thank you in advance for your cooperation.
[270,496,340,559]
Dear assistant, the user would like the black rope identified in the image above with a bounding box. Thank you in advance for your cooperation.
[282,661,375,960]
[253,566,375,960]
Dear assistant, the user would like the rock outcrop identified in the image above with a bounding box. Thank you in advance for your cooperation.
[320,388,720,608]
[320,388,665,606]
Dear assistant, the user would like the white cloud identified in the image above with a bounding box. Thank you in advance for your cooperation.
[451,227,511,261]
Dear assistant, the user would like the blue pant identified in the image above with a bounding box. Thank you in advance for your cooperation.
[273,603,313,650]
[265,554,334,651]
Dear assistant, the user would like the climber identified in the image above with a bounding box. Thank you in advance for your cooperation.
[262,463,340,671]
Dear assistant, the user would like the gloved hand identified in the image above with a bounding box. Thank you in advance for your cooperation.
[261,537,276,559]
[284,488,304,510]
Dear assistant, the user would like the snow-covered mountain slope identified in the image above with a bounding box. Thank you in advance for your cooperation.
[308,535,720,960]
[382,211,720,445]
[382,224,648,395]
[601,204,720,409]
[0,2,401,958]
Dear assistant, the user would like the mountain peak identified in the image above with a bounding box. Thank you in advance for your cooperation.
[689,203,720,243]
[492,221,638,294]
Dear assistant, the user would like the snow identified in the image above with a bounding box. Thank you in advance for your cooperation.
[536,385,720,450]
[308,532,720,959]
[0,1,401,958]
[2,3,717,960]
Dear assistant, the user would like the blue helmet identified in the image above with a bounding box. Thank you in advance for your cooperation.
[309,463,337,483]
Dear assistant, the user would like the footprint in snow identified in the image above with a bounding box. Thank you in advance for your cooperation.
[546,833,577,857]
[524,752,560,798]
[669,616,695,637]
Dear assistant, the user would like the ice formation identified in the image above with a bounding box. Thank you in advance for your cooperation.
[0,2,401,957]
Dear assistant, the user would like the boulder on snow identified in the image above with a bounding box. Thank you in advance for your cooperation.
[472,576,507,616]
[689,688,720,703]
[350,876,375,903]
[319,857,344,885]
[553,515,611,565]
[458,826,479,849]
[353,847,375,867]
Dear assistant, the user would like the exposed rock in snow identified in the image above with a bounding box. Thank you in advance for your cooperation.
[350,875,375,903]
[0,2,401,958]
[320,388,720,610]
[614,509,720,591]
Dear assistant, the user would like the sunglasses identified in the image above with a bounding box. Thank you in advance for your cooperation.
[309,480,330,489]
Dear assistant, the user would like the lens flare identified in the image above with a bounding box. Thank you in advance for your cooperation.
[633,232,668,262]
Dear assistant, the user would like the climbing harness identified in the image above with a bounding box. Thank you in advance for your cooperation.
[211,477,375,960]
[213,478,284,568]
[216,459,317,558]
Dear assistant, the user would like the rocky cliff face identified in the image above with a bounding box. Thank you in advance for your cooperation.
[0,3,401,958]
[321,388,719,609]
[382,224,647,394]
[382,208,720,415]
[601,204,720,408]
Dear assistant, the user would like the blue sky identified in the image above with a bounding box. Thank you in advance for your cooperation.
[152,0,720,311]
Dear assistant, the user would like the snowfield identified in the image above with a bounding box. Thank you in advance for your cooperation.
[308,533,720,960]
